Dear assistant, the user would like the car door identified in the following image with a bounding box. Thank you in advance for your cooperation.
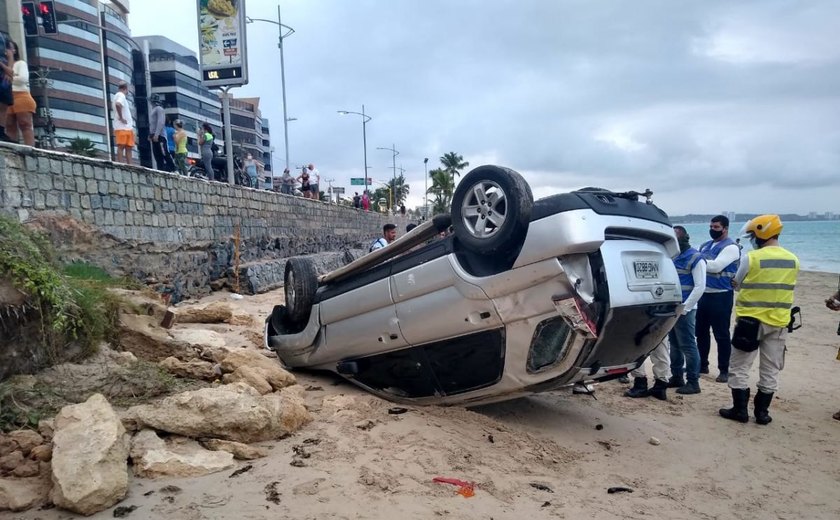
[391,252,501,346]
[316,264,408,363]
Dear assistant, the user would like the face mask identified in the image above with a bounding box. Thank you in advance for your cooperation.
[709,229,724,240]
[750,237,761,250]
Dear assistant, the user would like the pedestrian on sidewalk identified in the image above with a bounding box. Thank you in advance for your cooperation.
[112,82,135,165]
[1,40,36,146]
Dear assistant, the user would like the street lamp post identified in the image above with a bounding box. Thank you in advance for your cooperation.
[337,105,372,195]
[423,157,429,219]
[246,6,295,170]
[376,144,399,211]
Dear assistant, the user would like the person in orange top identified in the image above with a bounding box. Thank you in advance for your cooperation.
[1,40,36,146]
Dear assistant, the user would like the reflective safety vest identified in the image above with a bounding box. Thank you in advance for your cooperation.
[699,237,739,292]
[736,246,799,328]
[673,247,702,302]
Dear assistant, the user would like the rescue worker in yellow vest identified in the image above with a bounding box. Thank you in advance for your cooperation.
[719,215,799,425]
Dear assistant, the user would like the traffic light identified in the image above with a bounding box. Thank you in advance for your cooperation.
[40,1,58,34]
[21,2,38,36]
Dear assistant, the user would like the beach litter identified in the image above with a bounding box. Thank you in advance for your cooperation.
[433,477,476,497]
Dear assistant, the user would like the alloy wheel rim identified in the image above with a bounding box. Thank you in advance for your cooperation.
[460,180,507,238]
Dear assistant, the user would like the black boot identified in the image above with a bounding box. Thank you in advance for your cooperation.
[648,379,668,401]
[667,375,686,388]
[754,390,774,425]
[719,388,750,423]
[624,377,649,398]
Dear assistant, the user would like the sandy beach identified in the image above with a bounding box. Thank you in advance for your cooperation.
[9,270,840,520]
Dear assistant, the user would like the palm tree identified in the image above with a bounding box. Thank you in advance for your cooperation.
[68,137,98,158]
[440,152,469,179]
[427,168,455,215]
[389,174,410,207]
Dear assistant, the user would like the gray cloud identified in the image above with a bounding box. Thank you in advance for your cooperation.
[130,0,840,214]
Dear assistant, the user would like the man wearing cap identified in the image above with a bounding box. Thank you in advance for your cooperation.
[667,226,707,395]
[112,82,135,165]
[148,94,175,172]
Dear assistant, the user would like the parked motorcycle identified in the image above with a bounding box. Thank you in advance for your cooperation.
[187,154,250,186]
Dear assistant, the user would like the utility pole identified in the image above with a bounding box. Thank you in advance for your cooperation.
[33,67,58,149]
[376,144,399,211]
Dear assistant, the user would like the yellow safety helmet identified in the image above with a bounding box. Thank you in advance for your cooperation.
[742,214,783,240]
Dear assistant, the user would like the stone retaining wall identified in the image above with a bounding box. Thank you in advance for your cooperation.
[0,143,410,300]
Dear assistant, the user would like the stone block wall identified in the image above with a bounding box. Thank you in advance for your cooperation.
[0,143,411,300]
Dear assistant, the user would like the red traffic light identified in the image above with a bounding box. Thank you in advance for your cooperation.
[21,2,38,36]
[40,1,58,35]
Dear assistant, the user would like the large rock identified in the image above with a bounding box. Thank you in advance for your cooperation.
[219,349,296,390]
[201,439,268,460]
[169,328,228,350]
[176,302,233,324]
[222,366,273,394]
[0,475,51,512]
[49,394,129,516]
[159,356,218,381]
[118,313,196,361]
[124,383,312,443]
[0,451,24,472]
[129,430,235,478]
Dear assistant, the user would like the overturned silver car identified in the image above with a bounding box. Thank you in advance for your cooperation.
[265,165,681,405]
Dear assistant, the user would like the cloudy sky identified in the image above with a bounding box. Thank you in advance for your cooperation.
[129,0,840,216]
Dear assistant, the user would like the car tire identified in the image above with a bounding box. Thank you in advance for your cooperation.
[284,256,318,325]
[451,165,533,255]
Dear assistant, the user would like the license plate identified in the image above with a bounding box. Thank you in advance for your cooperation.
[633,260,659,279]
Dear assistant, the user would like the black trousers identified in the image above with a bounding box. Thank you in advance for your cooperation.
[151,136,176,172]
[695,291,734,374]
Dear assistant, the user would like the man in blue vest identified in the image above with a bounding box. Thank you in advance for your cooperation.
[696,215,740,383]
[720,215,798,425]
[667,226,707,394]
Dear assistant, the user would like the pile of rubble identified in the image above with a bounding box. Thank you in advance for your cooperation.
[0,292,312,515]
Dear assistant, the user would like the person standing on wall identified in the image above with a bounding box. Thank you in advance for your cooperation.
[113,82,135,165]
[307,164,320,200]
[172,119,188,175]
[197,123,215,180]
[1,40,36,147]
[148,95,174,172]
[165,117,177,170]
[0,31,12,142]
[696,215,740,383]
[719,214,799,425]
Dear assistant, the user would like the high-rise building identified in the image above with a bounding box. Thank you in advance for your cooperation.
[226,96,266,167]
[11,0,135,156]
[132,35,223,169]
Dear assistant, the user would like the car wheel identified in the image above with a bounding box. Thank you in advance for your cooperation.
[284,256,318,325]
[451,165,533,254]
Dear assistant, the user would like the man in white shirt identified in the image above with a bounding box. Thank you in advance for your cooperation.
[307,164,320,199]
[369,224,397,252]
[696,215,740,383]
[113,82,135,165]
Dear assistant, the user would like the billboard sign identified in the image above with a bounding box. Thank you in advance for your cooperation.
[350,177,372,186]
[197,0,248,87]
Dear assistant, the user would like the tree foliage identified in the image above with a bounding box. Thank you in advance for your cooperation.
[68,137,98,158]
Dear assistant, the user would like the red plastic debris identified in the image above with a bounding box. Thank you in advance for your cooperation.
[433,477,476,497]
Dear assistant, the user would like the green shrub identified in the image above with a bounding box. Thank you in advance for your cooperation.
[0,216,125,359]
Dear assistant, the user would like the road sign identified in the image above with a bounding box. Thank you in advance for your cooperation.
[350,178,372,186]
[331,186,345,194]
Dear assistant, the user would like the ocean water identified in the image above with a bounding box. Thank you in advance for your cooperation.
[680,221,840,274]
